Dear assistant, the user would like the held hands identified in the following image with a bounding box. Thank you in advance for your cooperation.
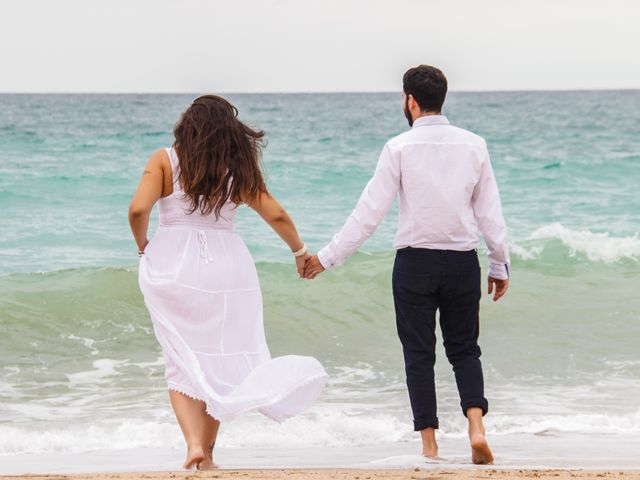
[488,276,509,302]
[302,255,325,279]
[295,252,312,278]
[294,252,325,279]
[292,242,325,279]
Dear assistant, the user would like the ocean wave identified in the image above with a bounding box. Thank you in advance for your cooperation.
[0,411,413,455]
[3,408,640,455]
[221,409,413,449]
[1,222,638,281]
[510,223,640,263]
[443,409,640,437]
[0,421,182,455]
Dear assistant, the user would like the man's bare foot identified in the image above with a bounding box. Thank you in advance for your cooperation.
[183,445,205,469]
[420,427,439,459]
[422,447,441,460]
[470,432,494,465]
[423,454,446,462]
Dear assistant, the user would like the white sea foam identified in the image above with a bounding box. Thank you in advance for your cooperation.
[524,223,640,263]
[220,409,413,448]
[0,411,412,455]
[3,408,640,456]
[131,356,165,369]
[62,334,100,355]
[65,358,126,385]
[0,421,183,455]
[367,454,448,467]
[509,243,543,261]
[440,409,640,437]
[0,381,19,397]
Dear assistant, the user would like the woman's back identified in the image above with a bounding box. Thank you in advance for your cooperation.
[158,147,237,231]
[130,95,325,469]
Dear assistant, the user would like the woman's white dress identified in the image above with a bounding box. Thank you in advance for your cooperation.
[138,147,327,422]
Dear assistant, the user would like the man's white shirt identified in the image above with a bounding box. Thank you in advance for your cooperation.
[317,114,510,280]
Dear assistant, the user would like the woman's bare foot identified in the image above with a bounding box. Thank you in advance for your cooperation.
[196,441,218,470]
[183,444,205,469]
[196,458,218,470]
[470,432,494,465]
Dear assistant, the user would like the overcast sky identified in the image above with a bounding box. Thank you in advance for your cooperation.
[1,0,638,93]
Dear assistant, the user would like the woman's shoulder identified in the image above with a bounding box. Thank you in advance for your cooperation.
[147,147,171,162]
[145,148,172,172]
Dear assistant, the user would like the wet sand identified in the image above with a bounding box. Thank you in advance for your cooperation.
[2,468,640,480]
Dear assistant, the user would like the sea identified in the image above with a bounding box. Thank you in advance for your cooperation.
[1,91,639,473]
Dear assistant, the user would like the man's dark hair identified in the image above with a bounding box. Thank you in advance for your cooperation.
[403,65,448,113]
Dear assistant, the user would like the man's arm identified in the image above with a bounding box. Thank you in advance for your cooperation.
[305,143,400,277]
[472,143,510,300]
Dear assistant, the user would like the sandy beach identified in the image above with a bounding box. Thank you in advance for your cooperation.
[3,469,640,480]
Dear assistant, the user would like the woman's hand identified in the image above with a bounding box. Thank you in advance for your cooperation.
[138,238,150,254]
[295,252,312,278]
[303,255,325,279]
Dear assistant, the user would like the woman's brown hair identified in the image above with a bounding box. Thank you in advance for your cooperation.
[173,95,267,218]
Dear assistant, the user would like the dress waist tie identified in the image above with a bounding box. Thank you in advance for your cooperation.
[196,230,215,264]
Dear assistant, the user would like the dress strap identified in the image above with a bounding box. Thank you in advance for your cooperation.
[164,147,178,169]
[164,147,180,188]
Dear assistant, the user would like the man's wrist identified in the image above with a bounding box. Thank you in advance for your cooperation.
[488,262,509,280]
[317,248,333,270]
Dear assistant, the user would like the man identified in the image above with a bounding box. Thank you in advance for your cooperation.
[303,65,509,465]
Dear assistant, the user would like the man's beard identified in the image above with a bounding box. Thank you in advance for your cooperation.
[403,96,413,127]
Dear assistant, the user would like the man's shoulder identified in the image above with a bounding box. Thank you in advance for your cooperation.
[385,130,413,150]
[445,124,487,146]
[385,124,487,150]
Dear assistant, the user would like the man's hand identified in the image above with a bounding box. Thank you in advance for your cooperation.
[295,252,312,278]
[488,277,509,302]
[303,254,325,279]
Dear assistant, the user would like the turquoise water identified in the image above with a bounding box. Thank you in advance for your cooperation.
[0,92,639,462]
[2,92,639,271]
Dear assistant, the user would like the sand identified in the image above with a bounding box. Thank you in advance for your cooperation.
[2,469,640,480]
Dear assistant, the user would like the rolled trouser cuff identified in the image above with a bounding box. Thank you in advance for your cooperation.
[461,398,489,417]
[414,416,439,431]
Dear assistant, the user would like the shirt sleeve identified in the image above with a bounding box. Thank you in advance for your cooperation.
[472,143,510,280]
[318,143,400,269]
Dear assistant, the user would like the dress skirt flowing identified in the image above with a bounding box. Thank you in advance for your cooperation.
[137,147,327,422]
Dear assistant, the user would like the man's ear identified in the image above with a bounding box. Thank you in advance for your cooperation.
[408,95,417,112]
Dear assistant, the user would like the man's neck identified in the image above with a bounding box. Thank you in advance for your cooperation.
[413,111,441,122]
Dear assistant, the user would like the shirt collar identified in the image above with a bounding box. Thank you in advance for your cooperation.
[412,114,450,128]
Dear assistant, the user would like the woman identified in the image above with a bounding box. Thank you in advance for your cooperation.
[128,95,327,470]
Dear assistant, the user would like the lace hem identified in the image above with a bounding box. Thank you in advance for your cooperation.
[167,382,205,403]
[168,369,327,423]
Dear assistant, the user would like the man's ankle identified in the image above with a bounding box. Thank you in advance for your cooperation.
[466,407,486,436]
[419,427,438,456]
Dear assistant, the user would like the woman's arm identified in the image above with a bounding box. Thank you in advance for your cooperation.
[248,191,309,277]
[128,149,166,252]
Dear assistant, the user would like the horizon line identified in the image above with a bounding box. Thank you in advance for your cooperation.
[1,87,639,95]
